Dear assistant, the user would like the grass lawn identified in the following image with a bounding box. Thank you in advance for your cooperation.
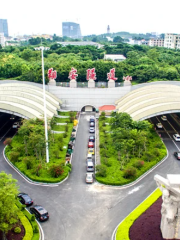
[56,118,70,123]
[58,111,76,117]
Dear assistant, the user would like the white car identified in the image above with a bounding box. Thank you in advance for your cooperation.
[156,123,163,129]
[173,134,180,142]
[86,173,93,183]
[161,116,167,121]
[12,122,20,128]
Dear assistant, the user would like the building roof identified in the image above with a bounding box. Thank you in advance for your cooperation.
[57,41,104,48]
[104,54,126,60]
[99,105,116,111]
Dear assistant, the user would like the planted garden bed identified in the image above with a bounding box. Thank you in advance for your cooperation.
[5,112,76,183]
[96,112,167,185]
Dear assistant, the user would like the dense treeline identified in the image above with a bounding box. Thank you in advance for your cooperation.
[1,42,180,83]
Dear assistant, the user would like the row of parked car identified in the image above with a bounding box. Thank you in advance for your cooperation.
[86,116,95,183]
[18,193,49,221]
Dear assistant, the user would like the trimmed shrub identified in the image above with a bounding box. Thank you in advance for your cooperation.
[49,165,64,178]
[34,164,42,177]
[31,214,35,221]
[10,151,20,163]
[3,138,12,146]
[133,160,144,169]
[65,125,69,132]
[144,152,156,162]
[123,167,137,178]
[33,225,39,233]
[96,165,107,177]
[14,226,21,233]
[63,132,67,138]
[23,157,34,170]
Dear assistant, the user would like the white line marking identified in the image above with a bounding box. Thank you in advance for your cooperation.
[0,127,12,141]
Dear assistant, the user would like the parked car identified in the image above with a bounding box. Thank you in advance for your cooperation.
[89,122,95,127]
[173,134,180,141]
[89,127,95,133]
[86,173,94,183]
[88,148,94,155]
[161,116,167,121]
[10,115,15,120]
[89,136,95,142]
[30,205,49,221]
[87,154,93,163]
[87,162,94,172]
[17,193,33,206]
[156,123,163,129]
[90,116,95,122]
[12,122,20,128]
[174,152,180,160]
[88,141,94,148]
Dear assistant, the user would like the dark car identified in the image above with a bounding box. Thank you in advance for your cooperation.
[18,193,33,206]
[30,205,49,221]
[89,136,95,142]
[174,152,180,160]
[90,116,95,122]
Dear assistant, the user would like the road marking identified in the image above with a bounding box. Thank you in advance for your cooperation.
[0,127,12,141]
[172,140,180,151]
[128,185,143,195]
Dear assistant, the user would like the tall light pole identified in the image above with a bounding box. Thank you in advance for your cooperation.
[40,46,49,163]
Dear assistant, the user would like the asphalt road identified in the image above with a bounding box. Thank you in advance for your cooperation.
[1,113,180,240]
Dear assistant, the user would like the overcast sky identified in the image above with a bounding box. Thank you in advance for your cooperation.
[1,0,180,37]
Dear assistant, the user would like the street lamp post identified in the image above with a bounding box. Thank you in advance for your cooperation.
[40,46,49,163]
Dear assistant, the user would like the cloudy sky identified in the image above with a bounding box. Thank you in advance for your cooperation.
[1,0,180,37]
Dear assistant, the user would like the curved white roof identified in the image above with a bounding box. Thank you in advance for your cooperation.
[0,82,61,119]
[116,84,180,120]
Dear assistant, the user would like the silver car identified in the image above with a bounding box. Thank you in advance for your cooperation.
[89,127,95,133]
[86,173,93,183]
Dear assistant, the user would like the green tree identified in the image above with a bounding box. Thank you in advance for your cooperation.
[0,172,19,240]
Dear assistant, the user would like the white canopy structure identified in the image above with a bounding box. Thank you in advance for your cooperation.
[0,82,62,119]
[116,84,180,120]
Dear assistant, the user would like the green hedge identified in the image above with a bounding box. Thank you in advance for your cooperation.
[16,206,33,240]
[116,188,162,240]
[16,201,39,240]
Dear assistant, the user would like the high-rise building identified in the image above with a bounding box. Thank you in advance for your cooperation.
[62,22,81,39]
[107,25,110,34]
[0,19,8,37]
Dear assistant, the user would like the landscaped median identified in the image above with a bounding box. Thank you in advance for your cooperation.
[95,112,167,185]
[115,188,162,240]
[4,111,77,183]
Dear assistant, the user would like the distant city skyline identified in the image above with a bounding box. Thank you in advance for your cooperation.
[1,0,180,37]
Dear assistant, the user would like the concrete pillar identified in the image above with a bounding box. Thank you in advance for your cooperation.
[108,79,115,88]
[88,79,95,88]
[70,80,77,88]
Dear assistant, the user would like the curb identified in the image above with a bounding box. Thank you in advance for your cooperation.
[111,188,162,240]
[3,147,69,187]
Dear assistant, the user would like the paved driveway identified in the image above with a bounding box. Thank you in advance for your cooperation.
[1,113,180,240]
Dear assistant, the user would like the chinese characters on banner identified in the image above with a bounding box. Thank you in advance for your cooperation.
[107,68,118,81]
[68,67,78,81]
[86,68,96,81]
[48,68,57,80]
[123,76,132,81]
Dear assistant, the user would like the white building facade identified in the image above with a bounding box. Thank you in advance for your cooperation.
[164,33,180,49]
